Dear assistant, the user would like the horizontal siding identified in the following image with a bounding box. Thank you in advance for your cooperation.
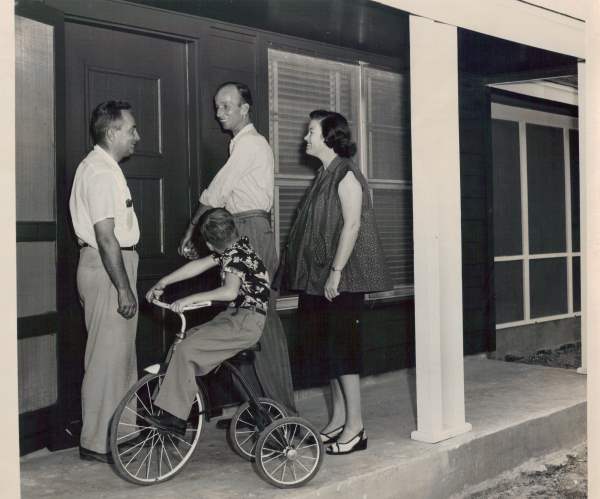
[459,73,494,353]
[281,299,414,390]
[17,241,56,317]
[18,334,58,413]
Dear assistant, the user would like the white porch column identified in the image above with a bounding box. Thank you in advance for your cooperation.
[576,60,587,376]
[409,15,472,443]
[584,0,600,494]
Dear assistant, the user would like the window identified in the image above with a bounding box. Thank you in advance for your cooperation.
[268,48,412,308]
[491,103,580,329]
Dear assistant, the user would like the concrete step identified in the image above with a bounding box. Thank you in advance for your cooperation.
[20,356,586,499]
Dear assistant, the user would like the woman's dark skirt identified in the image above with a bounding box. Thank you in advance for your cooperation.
[298,292,364,380]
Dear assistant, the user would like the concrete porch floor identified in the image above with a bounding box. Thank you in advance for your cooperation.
[20,356,586,499]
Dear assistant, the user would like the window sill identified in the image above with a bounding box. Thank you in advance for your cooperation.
[275,286,414,311]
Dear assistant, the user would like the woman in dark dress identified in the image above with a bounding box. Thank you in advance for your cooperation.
[285,110,391,455]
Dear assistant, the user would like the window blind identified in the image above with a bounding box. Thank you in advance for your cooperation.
[268,49,359,176]
[268,48,413,298]
[364,67,411,181]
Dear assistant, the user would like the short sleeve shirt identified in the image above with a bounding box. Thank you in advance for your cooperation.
[69,145,140,248]
[217,236,270,314]
[199,124,274,213]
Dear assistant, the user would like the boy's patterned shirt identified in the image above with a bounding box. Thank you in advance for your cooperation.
[218,236,270,314]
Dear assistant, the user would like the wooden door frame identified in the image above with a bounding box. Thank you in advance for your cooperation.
[45,0,206,449]
[15,0,66,455]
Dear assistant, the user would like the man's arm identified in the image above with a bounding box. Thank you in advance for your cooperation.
[94,218,137,319]
[179,137,262,257]
[146,254,219,302]
[170,272,241,313]
[178,202,211,256]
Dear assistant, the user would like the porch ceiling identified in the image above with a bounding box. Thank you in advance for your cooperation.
[459,29,578,82]
[126,0,410,60]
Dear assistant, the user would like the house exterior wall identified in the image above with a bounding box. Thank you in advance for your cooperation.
[490,91,580,357]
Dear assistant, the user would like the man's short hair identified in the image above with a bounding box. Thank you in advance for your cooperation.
[198,208,239,250]
[90,100,132,145]
[216,81,253,108]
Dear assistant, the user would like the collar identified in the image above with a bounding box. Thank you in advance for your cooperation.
[230,123,255,151]
[318,155,343,179]
[220,236,250,258]
[94,145,121,171]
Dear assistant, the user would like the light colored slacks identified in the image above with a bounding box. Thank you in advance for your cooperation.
[76,247,139,453]
[233,212,297,414]
[155,308,265,420]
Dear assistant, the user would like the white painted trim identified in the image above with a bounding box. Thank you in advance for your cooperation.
[358,61,369,179]
[2,6,19,496]
[520,0,585,21]
[496,311,581,330]
[273,184,280,256]
[488,81,578,106]
[372,0,584,57]
[577,60,587,373]
[275,286,414,312]
[492,103,578,128]
[564,128,574,314]
[494,103,580,330]
[519,121,531,321]
[409,16,469,443]
[495,252,580,261]
[367,286,414,301]
[276,295,299,311]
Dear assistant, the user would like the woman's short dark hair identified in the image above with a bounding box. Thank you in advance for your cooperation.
[309,110,357,158]
[90,100,132,145]
[197,208,239,250]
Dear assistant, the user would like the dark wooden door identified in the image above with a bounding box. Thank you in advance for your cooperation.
[56,21,193,447]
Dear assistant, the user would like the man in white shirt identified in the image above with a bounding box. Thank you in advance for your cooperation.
[179,82,296,415]
[69,100,141,463]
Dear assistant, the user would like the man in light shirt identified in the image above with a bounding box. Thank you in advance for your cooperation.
[179,82,296,415]
[69,100,141,463]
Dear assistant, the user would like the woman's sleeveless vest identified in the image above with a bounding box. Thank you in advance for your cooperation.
[285,156,392,295]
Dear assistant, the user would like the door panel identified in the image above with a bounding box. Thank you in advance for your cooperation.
[63,22,192,425]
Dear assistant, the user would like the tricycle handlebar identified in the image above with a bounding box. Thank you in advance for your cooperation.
[151,299,212,312]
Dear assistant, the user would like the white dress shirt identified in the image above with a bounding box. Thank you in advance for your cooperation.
[69,145,140,248]
[199,124,274,213]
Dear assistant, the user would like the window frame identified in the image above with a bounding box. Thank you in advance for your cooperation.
[267,46,413,310]
[491,103,580,329]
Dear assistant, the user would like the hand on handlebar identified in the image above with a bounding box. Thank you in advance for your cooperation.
[170,297,194,313]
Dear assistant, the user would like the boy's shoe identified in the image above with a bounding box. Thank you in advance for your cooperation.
[79,446,114,464]
[145,412,187,437]
[216,418,231,430]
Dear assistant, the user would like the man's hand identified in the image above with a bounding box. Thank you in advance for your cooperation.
[118,287,137,319]
[178,227,198,259]
[145,281,166,303]
[94,219,138,320]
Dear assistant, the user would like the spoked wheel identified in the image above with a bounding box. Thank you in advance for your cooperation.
[227,397,287,461]
[109,372,205,485]
[254,417,324,488]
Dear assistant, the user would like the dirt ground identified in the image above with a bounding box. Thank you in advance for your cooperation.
[465,445,587,498]
[464,343,587,498]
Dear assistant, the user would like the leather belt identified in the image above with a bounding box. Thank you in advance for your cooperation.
[79,242,137,251]
[231,305,267,316]
[232,210,271,222]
